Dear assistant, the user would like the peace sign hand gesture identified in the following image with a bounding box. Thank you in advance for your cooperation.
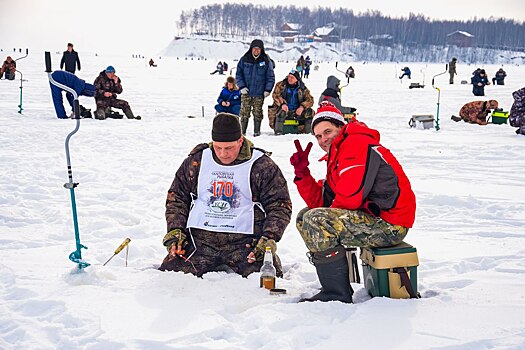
[290,139,313,179]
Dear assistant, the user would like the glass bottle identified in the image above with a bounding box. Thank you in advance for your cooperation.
[259,246,276,290]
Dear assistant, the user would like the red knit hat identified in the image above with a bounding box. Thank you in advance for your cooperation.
[312,101,346,130]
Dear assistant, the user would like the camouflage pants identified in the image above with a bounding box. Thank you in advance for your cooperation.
[296,207,408,252]
[509,113,525,134]
[159,233,282,278]
[95,98,130,112]
[240,95,264,122]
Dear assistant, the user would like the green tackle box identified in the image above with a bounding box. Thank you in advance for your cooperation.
[361,242,419,299]
[490,110,509,124]
[283,119,299,134]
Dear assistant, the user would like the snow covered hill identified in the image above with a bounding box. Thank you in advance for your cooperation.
[1,50,525,349]
[162,35,525,64]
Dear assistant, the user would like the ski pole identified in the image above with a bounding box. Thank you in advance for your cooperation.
[45,51,89,269]
[103,238,131,266]
[432,64,448,131]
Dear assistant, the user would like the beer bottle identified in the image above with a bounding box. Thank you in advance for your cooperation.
[259,246,276,290]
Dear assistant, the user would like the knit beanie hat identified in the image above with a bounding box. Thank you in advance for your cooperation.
[289,69,301,81]
[105,66,116,73]
[212,113,242,142]
[311,101,346,130]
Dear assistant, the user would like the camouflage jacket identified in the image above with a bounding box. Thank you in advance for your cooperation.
[93,70,123,100]
[1,59,16,75]
[165,138,292,242]
[459,100,497,125]
[272,78,314,110]
[510,87,525,126]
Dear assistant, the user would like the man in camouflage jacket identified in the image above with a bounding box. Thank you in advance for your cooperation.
[159,113,292,277]
[510,86,525,135]
[455,100,499,125]
[1,56,16,80]
[93,66,140,120]
[271,70,314,135]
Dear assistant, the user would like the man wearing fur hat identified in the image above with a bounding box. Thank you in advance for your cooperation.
[160,113,292,277]
[271,69,315,135]
[235,39,275,137]
[290,102,416,303]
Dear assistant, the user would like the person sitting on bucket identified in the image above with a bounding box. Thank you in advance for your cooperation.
[271,69,314,135]
[159,113,292,277]
[214,76,241,116]
[0,56,16,80]
[451,100,499,125]
[93,66,141,120]
[318,75,356,115]
[49,70,96,119]
[290,102,416,303]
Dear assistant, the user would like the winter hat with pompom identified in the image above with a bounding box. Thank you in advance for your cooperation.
[311,101,346,130]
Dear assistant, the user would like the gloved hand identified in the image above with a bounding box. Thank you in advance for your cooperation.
[246,236,277,263]
[240,87,249,95]
[290,139,313,179]
[162,229,187,256]
[263,91,270,98]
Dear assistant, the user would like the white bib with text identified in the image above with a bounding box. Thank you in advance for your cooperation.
[186,148,264,235]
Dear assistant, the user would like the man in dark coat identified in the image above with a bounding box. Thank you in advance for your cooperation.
[235,39,275,137]
[93,66,140,120]
[60,43,81,74]
[49,70,96,119]
[472,69,490,96]
[159,113,292,277]
[318,75,356,115]
[492,68,507,85]
[290,102,416,303]
[449,57,457,84]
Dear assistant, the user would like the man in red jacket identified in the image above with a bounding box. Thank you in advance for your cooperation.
[290,102,416,303]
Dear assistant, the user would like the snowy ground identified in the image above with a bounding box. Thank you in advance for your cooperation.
[1,52,525,349]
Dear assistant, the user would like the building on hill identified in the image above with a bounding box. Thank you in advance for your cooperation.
[368,34,393,47]
[312,25,340,43]
[281,23,302,37]
[447,31,474,47]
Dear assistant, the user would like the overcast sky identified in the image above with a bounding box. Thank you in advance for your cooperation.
[1,0,524,55]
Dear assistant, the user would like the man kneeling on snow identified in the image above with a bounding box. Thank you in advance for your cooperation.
[159,113,292,277]
[290,102,416,303]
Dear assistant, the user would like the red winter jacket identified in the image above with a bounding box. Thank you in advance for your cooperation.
[295,122,416,228]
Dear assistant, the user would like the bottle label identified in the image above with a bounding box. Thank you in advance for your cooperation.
[260,276,276,290]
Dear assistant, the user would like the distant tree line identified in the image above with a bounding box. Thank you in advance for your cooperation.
[177,4,525,49]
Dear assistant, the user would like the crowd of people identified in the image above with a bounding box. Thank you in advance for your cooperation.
[4,38,523,305]
[47,43,141,120]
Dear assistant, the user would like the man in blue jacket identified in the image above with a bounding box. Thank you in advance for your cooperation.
[49,70,96,119]
[235,39,275,136]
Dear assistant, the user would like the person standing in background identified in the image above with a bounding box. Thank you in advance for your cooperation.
[60,43,81,74]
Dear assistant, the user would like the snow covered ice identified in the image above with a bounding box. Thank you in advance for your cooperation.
[1,51,525,349]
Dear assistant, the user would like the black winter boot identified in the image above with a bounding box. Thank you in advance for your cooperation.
[241,117,249,135]
[301,246,353,303]
[123,107,141,120]
[253,119,262,137]
[94,108,106,120]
